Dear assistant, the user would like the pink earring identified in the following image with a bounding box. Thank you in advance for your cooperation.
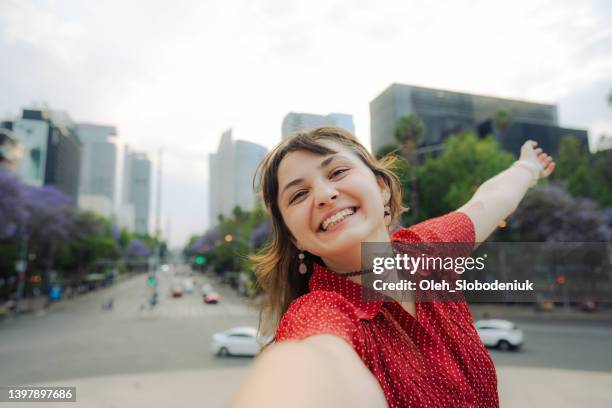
[298,251,307,274]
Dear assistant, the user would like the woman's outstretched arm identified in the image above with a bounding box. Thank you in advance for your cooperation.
[457,140,555,244]
[231,334,388,408]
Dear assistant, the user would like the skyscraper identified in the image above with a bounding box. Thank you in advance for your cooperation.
[281,112,355,140]
[370,83,559,155]
[122,146,151,235]
[75,123,118,217]
[209,129,267,225]
[11,108,81,200]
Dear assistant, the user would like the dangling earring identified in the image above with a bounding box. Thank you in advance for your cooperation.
[384,205,391,217]
[298,251,307,274]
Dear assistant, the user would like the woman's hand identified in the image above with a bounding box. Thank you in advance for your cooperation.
[519,140,556,180]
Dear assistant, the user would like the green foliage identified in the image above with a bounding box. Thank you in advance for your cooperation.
[375,144,400,160]
[591,149,612,206]
[196,204,270,275]
[493,109,512,130]
[554,135,612,207]
[416,132,514,220]
[555,136,583,181]
[394,114,425,146]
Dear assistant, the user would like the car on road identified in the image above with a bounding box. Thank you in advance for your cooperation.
[475,319,524,351]
[171,285,183,298]
[211,327,269,357]
[203,292,221,304]
[200,283,213,297]
[182,279,195,293]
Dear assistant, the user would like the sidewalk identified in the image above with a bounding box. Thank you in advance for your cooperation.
[12,366,612,407]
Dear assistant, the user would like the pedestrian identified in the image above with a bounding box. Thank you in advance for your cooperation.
[232,126,555,407]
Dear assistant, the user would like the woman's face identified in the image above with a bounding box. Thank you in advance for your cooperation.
[276,140,390,259]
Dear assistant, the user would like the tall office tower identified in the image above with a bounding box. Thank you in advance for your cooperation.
[11,108,81,200]
[123,146,151,235]
[75,123,118,217]
[370,84,559,156]
[209,129,268,225]
[281,112,355,140]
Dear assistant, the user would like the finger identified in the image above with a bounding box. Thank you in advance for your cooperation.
[535,148,543,155]
[543,162,555,177]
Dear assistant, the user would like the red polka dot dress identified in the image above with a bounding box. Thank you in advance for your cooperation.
[275,212,498,407]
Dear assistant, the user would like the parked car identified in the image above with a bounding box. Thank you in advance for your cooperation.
[200,283,213,297]
[204,292,221,304]
[211,327,269,357]
[475,319,524,351]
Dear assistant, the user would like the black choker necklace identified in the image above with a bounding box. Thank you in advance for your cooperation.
[337,269,375,278]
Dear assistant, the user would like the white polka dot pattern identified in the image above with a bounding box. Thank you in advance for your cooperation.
[275,212,499,407]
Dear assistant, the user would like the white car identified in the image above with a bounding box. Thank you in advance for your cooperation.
[211,327,269,357]
[475,319,524,351]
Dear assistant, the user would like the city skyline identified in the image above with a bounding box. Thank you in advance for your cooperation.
[2,0,611,247]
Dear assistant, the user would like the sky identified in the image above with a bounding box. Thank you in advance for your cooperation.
[1,0,611,247]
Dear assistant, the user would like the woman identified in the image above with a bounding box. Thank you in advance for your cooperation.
[232,126,555,407]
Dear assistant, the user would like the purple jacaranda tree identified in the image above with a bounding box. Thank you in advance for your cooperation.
[0,168,29,239]
[188,227,221,254]
[251,219,271,250]
[127,239,151,258]
[509,182,612,242]
[20,184,76,293]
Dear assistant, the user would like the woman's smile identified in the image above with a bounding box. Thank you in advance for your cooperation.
[318,207,359,233]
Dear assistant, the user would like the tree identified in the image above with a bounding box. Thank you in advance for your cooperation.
[375,144,400,160]
[416,132,515,221]
[508,183,611,242]
[493,109,512,131]
[394,114,425,221]
[555,136,584,181]
[591,149,612,206]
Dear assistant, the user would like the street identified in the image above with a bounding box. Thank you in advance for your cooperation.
[1,269,612,407]
[0,269,258,386]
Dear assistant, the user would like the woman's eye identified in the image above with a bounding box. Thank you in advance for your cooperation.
[290,191,306,203]
[331,168,348,178]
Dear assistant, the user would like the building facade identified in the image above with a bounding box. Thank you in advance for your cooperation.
[209,129,267,225]
[10,108,81,200]
[477,119,590,157]
[281,112,355,140]
[122,146,151,235]
[370,83,559,155]
[75,124,118,217]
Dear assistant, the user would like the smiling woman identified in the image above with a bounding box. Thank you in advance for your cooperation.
[232,126,555,407]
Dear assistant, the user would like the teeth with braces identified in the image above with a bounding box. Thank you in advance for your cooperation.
[321,208,355,231]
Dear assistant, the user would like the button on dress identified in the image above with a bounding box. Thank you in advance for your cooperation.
[275,212,498,407]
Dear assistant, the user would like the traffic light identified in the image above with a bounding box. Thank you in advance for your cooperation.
[147,276,157,286]
[195,256,206,265]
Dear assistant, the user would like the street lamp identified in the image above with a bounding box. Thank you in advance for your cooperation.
[225,234,233,242]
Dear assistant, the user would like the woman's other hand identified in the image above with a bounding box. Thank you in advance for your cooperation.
[519,140,556,180]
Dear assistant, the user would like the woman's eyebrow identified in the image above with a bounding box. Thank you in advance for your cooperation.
[280,154,350,197]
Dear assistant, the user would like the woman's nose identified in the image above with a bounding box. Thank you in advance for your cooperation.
[314,182,338,208]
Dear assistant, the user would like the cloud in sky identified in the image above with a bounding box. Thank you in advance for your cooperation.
[1,0,611,246]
